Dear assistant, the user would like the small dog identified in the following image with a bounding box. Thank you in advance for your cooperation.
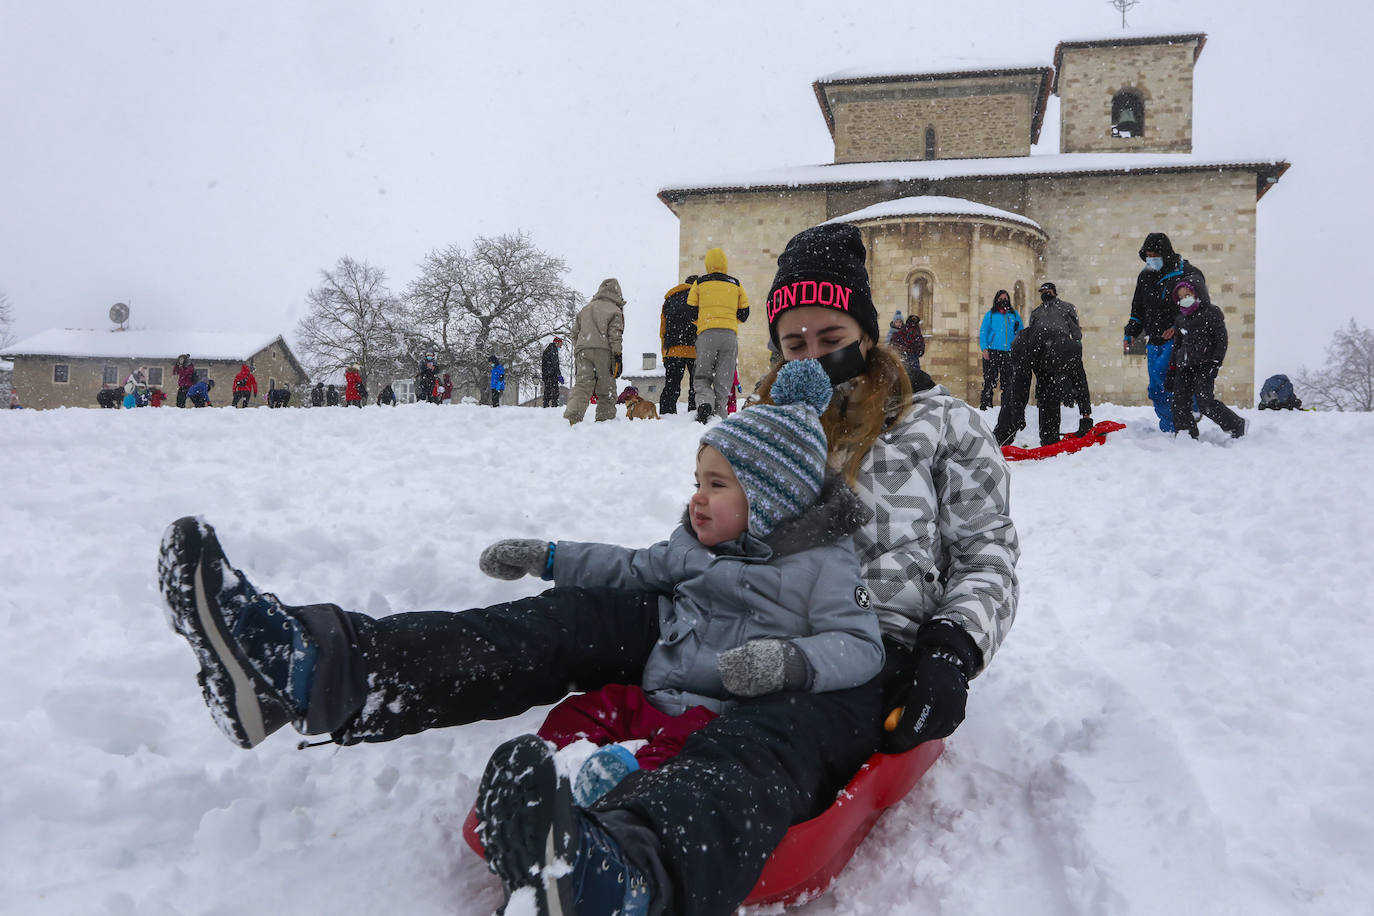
[624,395,659,420]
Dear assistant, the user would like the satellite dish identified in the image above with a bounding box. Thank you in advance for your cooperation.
[109,302,130,326]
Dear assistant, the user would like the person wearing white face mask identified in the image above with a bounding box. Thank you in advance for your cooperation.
[1124,232,1209,431]
[1166,280,1245,439]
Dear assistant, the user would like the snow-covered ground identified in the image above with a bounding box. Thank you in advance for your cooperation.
[2,400,1371,915]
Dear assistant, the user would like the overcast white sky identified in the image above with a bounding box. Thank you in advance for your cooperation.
[2,0,1366,379]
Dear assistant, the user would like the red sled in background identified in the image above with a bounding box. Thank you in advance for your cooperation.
[1001,420,1126,462]
[462,739,945,908]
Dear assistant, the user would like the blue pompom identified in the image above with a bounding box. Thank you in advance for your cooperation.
[770,359,834,414]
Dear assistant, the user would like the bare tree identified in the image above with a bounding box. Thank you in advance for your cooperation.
[0,290,15,351]
[295,257,405,392]
[403,233,581,401]
[1295,319,1374,412]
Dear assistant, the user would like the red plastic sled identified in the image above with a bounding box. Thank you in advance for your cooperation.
[1001,420,1126,462]
[461,739,943,908]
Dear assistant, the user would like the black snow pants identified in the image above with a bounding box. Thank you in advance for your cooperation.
[296,587,883,916]
[542,373,560,407]
[979,349,1013,409]
[996,331,1086,445]
[1172,365,1244,438]
[659,357,696,414]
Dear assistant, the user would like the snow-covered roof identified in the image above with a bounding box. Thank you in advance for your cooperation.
[659,153,1290,205]
[1,328,290,361]
[815,60,1050,84]
[826,195,1044,232]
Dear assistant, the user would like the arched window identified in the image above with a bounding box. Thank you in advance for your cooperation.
[1013,281,1026,321]
[924,126,937,160]
[908,270,935,327]
[1111,90,1144,138]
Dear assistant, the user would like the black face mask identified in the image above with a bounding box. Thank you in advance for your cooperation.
[817,340,868,385]
[1040,291,1055,302]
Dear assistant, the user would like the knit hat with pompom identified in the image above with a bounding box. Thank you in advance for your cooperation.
[700,359,833,538]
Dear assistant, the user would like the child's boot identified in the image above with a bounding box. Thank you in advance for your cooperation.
[573,744,641,807]
[478,734,653,916]
[158,516,316,748]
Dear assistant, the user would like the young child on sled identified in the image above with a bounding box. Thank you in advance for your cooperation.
[476,356,886,806]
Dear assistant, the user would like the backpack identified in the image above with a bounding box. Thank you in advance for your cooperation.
[1258,374,1300,409]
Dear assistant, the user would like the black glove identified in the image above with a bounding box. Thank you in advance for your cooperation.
[1163,363,1177,394]
[881,623,977,753]
[1208,362,1221,380]
[478,539,552,580]
[717,639,812,697]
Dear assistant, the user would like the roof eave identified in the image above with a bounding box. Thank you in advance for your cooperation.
[658,159,1291,208]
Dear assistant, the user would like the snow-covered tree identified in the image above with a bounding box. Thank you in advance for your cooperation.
[402,233,580,401]
[0,289,15,351]
[295,257,405,391]
[1296,319,1374,412]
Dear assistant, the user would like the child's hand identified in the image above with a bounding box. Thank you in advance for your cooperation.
[718,639,812,697]
[478,539,552,580]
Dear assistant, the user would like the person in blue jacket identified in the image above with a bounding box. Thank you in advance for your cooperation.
[186,378,214,407]
[978,289,1023,409]
[488,355,505,407]
[1124,232,1207,431]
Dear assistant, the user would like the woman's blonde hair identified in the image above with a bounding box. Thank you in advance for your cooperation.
[755,345,913,487]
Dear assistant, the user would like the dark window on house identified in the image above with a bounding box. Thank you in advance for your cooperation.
[194,368,208,383]
[924,126,937,160]
[53,364,70,384]
[1111,91,1144,138]
[146,367,163,387]
[103,365,118,385]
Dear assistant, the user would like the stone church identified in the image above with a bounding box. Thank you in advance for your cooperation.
[658,33,1288,407]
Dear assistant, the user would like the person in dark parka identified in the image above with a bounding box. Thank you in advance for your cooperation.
[325,384,340,407]
[415,355,439,405]
[310,382,324,407]
[1124,232,1209,432]
[1167,280,1246,439]
[377,384,397,406]
[659,276,699,414]
[993,281,1094,446]
[541,337,564,408]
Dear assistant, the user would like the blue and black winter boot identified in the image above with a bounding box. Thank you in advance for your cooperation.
[477,734,653,916]
[158,516,316,748]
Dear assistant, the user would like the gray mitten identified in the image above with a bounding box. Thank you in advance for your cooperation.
[478,539,552,580]
[717,639,813,697]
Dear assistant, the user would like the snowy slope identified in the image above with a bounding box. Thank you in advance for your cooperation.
[1,402,1371,915]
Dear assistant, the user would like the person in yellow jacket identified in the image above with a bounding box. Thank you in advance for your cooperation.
[658,274,698,415]
[687,248,750,423]
[563,278,625,424]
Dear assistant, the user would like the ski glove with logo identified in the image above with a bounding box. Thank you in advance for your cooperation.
[882,620,980,753]
[478,539,553,580]
[717,639,813,697]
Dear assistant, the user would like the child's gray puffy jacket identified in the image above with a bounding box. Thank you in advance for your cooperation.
[551,478,884,716]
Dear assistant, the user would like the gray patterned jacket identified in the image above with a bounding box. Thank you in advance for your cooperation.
[847,383,1019,675]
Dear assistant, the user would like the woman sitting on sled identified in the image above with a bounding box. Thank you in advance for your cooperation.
[157,223,1019,916]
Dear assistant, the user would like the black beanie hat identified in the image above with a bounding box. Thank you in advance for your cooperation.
[766,223,879,348]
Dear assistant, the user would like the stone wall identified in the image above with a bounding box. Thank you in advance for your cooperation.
[669,166,1260,409]
[831,89,1032,162]
[1022,169,1257,406]
[673,191,828,389]
[1058,40,1198,154]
